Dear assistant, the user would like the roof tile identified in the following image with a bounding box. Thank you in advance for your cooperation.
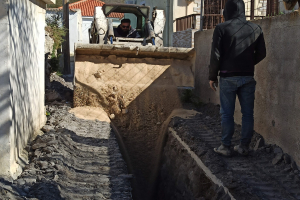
[56,0,124,18]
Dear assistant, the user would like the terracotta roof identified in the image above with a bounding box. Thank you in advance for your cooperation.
[55,0,124,18]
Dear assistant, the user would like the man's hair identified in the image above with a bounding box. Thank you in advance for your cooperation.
[121,19,131,24]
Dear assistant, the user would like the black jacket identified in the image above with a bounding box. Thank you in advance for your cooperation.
[209,0,266,81]
[114,25,140,38]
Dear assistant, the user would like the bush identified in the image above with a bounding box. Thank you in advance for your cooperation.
[45,13,66,72]
[45,13,66,57]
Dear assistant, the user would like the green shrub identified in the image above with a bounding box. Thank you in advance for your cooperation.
[45,13,67,57]
[45,13,66,73]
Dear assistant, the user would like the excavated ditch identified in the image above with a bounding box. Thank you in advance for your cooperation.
[73,55,191,200]
[72,55,233,200]
[72,53,300,200]
[1,58,300,199]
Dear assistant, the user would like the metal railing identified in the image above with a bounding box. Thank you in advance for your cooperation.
[202,14,224,30]
[266,0,279,16]
[176,14,200,32]
[175,0,276,31]
[175,14,224,31]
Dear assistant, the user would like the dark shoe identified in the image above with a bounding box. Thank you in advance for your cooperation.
[234,144,249,156]
[214,144,231,156]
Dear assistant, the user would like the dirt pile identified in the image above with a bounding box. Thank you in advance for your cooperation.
[74,55,193,114]
[69,106,111,122]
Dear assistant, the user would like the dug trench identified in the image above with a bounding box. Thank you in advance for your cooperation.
[1,55,299,199]
[73,54,234,200]
[1,56,298,199]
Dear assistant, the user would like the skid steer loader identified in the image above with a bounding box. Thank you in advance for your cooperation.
[74,3,195,115]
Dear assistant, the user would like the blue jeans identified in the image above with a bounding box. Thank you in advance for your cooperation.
[219,76,256,147]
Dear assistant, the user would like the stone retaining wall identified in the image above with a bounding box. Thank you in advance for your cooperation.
[173,29,197,48]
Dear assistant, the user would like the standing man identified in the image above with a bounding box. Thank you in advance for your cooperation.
[210,0,266,156]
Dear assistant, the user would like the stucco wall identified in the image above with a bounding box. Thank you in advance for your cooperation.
[172,0,197,31]
[0,0,12,179]
[69,9,82,53]
[194,11,300,166]
[0,0,48,179]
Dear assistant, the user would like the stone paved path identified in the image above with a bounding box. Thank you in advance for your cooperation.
[169,106,300,200]
[0,103,132,200]
[0,75,132,200]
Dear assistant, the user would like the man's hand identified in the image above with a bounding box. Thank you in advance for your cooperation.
[209,80,218,92]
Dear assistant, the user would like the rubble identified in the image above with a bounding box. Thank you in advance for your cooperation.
[0,73,132,200]
[272,153,283,165]
[45,91,61,102]
[253,137,264,151]
[284,153,292,164]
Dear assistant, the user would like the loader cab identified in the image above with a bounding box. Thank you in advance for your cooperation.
[102,4,150,43]
[90,3,164,46]
[103,4,150,37]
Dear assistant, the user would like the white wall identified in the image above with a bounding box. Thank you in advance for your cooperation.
[82,17,93,43]
[0,0,51,179]
[69,10,82,53]
[172,0,197,30]
[0,0,12,179]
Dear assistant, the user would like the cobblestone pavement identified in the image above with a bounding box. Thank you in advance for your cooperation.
[169,104,300,200]
[0,75,132,200]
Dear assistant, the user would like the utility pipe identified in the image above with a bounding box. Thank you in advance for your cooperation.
[166,0,170,46]
[200,0,204,31]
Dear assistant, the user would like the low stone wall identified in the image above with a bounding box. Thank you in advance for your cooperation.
[194,11,300,166]
[0,0,54,179]
[173,29,197,48]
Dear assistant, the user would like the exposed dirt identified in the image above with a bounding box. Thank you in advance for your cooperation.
[73,55,194,200]
[73,55,193,113]
[0,74,132,200]
[161,102,300,199]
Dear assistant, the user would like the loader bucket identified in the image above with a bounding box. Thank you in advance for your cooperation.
[75,44,195,60]
[74,43,196,113]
